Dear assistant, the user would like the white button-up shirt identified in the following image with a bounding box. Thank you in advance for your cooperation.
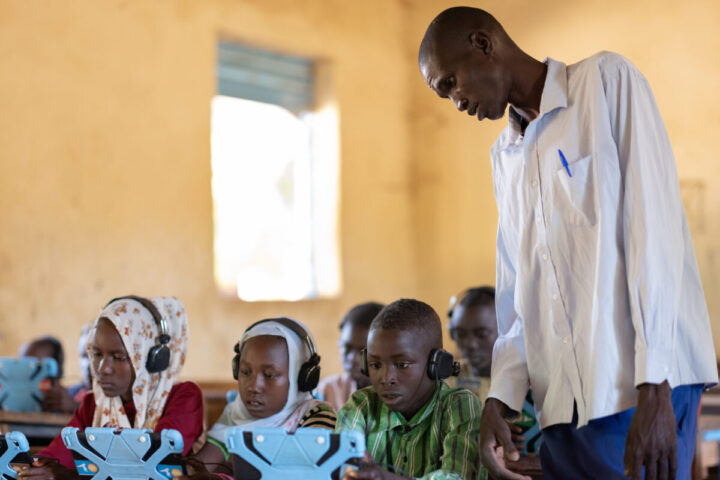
[488,52,718,428]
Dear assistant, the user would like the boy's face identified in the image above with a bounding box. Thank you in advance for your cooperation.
[449,303,497,377]
[366,327,436,419]
[339,323,370,388]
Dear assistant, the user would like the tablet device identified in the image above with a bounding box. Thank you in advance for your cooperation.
[61,427,185,479]
[225,427,365,480]
[0,357,58,412]
[0,432,32,479]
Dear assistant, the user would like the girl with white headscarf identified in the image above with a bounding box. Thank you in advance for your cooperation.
[188,317,336,476]
[29,296,204,477]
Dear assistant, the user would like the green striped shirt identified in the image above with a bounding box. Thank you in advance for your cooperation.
[336,382,486,480]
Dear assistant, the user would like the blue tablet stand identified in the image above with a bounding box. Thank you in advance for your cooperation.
[0,432,31,479]
[225,427,365,480]
[0,357,58,412]
[61,427,185,479]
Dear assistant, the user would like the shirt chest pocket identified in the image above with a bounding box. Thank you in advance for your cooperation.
[552,155,597,227]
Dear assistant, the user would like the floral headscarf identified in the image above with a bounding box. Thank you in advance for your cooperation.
[87,296,189,430]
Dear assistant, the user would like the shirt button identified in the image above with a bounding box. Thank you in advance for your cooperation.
[531,179,538,187]
[663,366,670,373]
[542,253,548,261]
[562,336,569,344]
[552,293,558,301]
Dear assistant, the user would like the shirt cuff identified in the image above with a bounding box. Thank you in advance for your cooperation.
[634,345,673,387]
[205,437,230,462]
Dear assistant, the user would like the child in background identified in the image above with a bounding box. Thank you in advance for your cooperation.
[66,324,93,402]
[318,302,384,411]
[337,299,485,480]
[448,287,541,457]
[19,295,203,480]
[187,317,336,477]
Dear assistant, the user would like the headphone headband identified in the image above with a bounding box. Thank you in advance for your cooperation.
[242,317,317,358]
[104,295,168,338]
[232,317,321,392]
[103,295,171,373]
[447,286,496,319]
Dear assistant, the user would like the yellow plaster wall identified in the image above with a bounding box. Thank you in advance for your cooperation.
[409,0,720,353]
[0,0,417,383]
[1,0,718,386]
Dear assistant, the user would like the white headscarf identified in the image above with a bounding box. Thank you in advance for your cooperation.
[208,319,322,442]
[87,296,189,430]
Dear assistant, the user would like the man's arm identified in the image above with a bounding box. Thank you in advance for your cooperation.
[602,54,682,480]
[479,225,531,480]
[604,54,682,388]
[487,225,529,413]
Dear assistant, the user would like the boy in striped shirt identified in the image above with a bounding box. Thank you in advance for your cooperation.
[337,299,486,480]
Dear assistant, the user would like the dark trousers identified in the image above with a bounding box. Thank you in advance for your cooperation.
[539,384,702,479]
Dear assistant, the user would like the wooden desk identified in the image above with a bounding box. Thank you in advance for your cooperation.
[0,411,71,446]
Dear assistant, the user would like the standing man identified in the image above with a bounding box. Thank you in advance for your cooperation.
[418,7,717,480]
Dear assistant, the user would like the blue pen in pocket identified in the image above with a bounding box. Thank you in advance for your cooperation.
[558,149,572,177]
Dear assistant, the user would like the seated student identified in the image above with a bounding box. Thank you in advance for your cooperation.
[317,302,384,411]
[19,335,75,412]
[66,324,93,402]
[337,299,485,480]
[19,296,203,480]
[20,327,93,413]
[448,287,541,457]
[187,317,336,477]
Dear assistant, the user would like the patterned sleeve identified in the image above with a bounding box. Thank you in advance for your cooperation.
[419,390,486,480]
[299,402,337,430]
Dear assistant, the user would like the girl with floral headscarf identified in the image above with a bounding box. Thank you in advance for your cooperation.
[24,296,203,479]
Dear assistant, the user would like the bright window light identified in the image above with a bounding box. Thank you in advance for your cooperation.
[210,95,340,301]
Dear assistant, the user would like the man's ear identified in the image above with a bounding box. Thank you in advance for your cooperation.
[469,31,492,56]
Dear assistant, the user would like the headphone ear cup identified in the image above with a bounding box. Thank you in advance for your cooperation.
[360,348,368,377]
[298,354,321,392]
[232,343,241,380]
[427,349,456,381]
[146,344,170,373]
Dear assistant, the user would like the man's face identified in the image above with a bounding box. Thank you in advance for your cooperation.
[366,328,436,419]
[449,303,498,377]
[420,35,511,122]
[339,323,370,388]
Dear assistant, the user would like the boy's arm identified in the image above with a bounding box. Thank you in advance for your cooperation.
[417,391,485,480]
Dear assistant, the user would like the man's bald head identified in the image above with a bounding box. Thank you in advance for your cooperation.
[419,7,508,69]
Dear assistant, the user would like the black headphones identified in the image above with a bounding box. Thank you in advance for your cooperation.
[104,295,171,374]
[360,347,460,381]
[447,286,496,319]
[231,317,321,392]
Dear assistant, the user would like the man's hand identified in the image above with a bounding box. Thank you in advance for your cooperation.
[42,385,78,413]
[17,458,78,479]
[479,398,531,480]
[341,452,408,480]
[624,381,677,480]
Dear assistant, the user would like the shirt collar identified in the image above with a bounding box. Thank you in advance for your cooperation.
[502,57,568,147]
[539,57,568,117]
